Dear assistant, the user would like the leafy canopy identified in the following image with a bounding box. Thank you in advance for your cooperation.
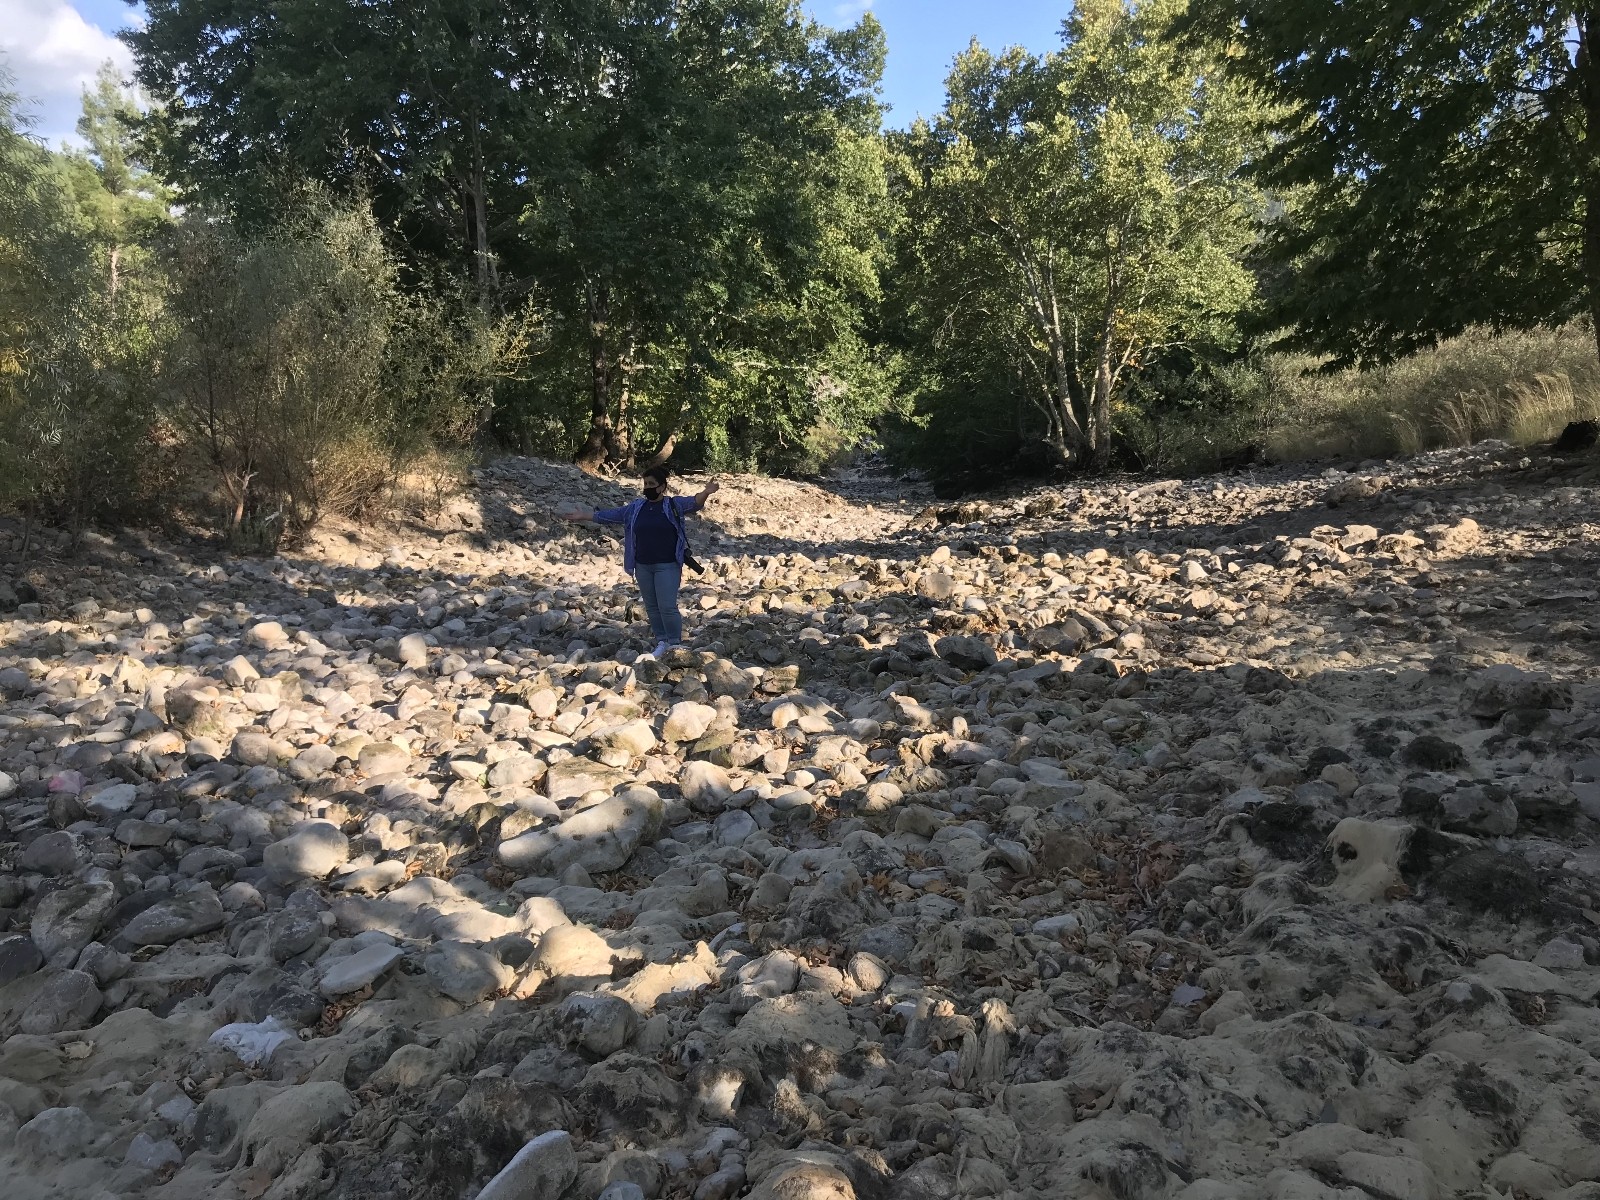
[1181,0,1600,366]
[890,0,1266,472]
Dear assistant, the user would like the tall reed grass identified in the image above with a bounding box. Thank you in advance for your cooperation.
[1259,324,1600,462]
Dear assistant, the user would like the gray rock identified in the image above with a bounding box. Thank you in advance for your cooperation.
[544,757,632,803]
[31,882,116,965]
[535,924,614,981]
[120,886,227,947]
[19,831,87,876]
[240,1082,353,1161]
[704,659,756,700]
[663,701,717,744]
[125,1132,184,1171]
[713,809,758,846]
[19,969,102,1034]
[557,991,638,1057]
[17,1105,99,1163]
[591,720,658,764]
[500,787,662,876]
[488,752,545,789]
[935,635,998,672]
[269,908,324,960]
[0,934,44,987]
[179,845,246,880]
[1533,937,1587,971]
[1463,664,1573,719]
[84,783,138,816]
[319,943,405,998]
[115,818,174,847]
[680,760,734,811]
[1439,785,1518,838]
[76,941,131,985]
[231,730,276,766]
[264,821,350,883]
[423,940,515,1005]
[398,632,430,668]
[247,620,288,648]
[288,744,337,781]
[358,742,410,775]
[476,1130,578,1200]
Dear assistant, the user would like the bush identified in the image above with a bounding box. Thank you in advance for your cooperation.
[161,198,494,548]
[1114,356,1289,476]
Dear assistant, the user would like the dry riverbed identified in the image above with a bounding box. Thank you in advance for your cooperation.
[1,442,1599,1200]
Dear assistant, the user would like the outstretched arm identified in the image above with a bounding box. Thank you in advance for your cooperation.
[682,480,720,514]
[559,503,628,525]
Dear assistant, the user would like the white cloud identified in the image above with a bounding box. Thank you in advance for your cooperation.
[0,0,134,148]
[828,1,873,24]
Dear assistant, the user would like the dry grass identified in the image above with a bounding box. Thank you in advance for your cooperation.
[391,443,472,518]
[1261,324,1600,462]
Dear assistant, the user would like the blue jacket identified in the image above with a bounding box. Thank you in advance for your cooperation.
[594,495,696,573]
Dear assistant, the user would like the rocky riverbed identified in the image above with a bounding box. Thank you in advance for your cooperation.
[1,442,1599,1200]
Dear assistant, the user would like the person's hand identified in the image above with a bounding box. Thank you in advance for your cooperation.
[702,480,720,497]
[557,504,590,522]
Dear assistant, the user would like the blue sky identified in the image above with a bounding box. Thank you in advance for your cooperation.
[815,1,1068,126]
[3,0,1069,147]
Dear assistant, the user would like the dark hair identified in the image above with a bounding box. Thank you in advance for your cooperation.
[643,465,671,486]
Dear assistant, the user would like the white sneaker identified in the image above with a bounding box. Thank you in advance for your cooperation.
[652,640,669,658]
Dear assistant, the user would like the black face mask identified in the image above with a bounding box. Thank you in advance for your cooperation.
[643,484,662,501]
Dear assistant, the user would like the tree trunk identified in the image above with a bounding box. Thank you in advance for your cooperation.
[468,126,494,305]
[640,355,701,471]
[611,376,630,470]
[575,285,612,474]
[1088,342,1116,469]
[1579,12,1600,364]
[1047,343,1090,463]
[612,347,635,468]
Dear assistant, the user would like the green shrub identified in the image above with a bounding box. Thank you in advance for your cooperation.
[161,197,496,547]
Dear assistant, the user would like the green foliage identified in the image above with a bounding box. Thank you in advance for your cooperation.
[64,62,174,263]
[888,0,1268,479]
[1181,0,1600,367]
[0,70,165,531]
[514,1,896,474]
[131,0,896,476]
[128,0,581,295]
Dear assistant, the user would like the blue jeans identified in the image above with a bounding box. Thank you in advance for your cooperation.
[634,562,683,644]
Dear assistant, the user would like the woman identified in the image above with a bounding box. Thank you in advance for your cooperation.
[558,466,719,657]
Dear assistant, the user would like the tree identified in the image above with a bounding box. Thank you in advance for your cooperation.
[129,0,603,303]
[1182,0,1600,367]
[0,67,164,532]
[61,61,173,299]
[516,0,892,472]
[130,0,894,474]
[892,0,1264,471]
[162,194,501,546]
